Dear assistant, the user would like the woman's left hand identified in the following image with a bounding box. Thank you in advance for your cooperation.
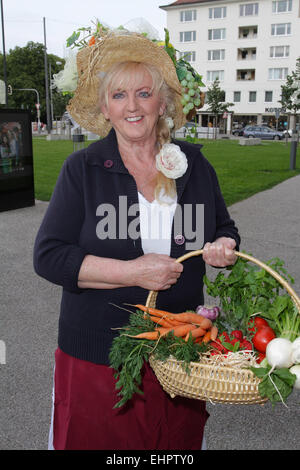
[202,237,237,267]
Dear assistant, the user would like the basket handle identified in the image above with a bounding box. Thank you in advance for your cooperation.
[145,250,300,312]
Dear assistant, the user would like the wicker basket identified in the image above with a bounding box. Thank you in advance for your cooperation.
[148,250,300,405]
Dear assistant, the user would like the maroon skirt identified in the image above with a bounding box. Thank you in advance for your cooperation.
[52,348,209,450]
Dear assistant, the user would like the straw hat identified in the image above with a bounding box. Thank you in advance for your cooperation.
[67,32,186,136]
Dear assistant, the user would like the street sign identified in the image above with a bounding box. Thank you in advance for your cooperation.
[35,103,40,110]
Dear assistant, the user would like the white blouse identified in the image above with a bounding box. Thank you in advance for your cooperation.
[138,191,178,256]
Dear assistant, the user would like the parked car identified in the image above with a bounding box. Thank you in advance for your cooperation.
[283,125,299,137]
[243,125,284,140]
[283,129,292,137]
[232,127,245,136]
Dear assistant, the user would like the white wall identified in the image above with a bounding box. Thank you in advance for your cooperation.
[164,0,300,118]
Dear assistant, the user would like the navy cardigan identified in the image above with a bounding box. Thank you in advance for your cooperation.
[33,129,240,365]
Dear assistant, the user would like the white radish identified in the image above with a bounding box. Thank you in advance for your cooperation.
[291,337,300,351]
[266,338,293,369]
[290,365,300,390]
[291,337,300,364]
[291,348,300,364]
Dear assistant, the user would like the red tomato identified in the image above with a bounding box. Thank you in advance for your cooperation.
[256,352,266,364]
[248,317,269,332]
[231,330,243,341]
[252,326,276,353]
[240,339,253,351]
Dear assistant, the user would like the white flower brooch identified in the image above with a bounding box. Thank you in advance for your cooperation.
[156,143,188,179]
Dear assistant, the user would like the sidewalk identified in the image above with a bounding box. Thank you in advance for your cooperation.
[0,174,300,450]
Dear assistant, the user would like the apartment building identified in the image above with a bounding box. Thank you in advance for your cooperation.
[160,0,300,130]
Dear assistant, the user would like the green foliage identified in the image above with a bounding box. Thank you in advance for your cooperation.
[279,57,300,114]
[0,42,67,122]
[250,364,296,405]
[206,78,234,116]
[109,310,206,408]
[204,255,295,336]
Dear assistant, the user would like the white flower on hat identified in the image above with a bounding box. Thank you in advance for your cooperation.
[156,143,188,179]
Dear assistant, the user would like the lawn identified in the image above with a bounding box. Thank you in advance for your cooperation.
[32,136,300,206]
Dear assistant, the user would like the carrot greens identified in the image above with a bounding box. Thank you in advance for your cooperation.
[109,310,206,408]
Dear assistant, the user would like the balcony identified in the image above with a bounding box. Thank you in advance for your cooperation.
[238,26,258,39]
[236,69,256,81]
[237,48,256,60]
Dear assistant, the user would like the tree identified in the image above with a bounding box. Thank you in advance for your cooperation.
[279,57,300,129]
[206,78,234,138]
[0,42,69,123]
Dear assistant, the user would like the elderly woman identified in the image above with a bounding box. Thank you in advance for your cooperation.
[34,32,240,451]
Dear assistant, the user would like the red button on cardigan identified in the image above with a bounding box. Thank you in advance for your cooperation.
[104,159,114,168]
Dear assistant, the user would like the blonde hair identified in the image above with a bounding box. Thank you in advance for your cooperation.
[99,62,177,200]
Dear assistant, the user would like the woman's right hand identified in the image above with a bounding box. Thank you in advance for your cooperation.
[129,253,184,291]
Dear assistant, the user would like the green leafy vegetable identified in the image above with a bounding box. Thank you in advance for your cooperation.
[203,254,297,338]
[109,310,207,408]
[251,364,296,405]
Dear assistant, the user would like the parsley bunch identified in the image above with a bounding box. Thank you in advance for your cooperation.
[109,310,206,408]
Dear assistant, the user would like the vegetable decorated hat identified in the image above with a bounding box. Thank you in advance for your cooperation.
[55,19,205,136]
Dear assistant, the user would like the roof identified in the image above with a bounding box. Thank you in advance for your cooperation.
[160,0,220,8]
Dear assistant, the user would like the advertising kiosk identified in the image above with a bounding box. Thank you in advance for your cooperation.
[0,109,35,212]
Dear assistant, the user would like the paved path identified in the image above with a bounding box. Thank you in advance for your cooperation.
[0,174,300,450]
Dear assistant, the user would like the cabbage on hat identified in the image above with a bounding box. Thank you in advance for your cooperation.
[67,32,186,136]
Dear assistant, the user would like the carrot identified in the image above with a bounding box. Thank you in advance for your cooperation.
[202,330,212,343]
[131,331,160,340]
[170,323,198,338]
[148,315,174,328]
[210,325,218,341]
[185,326,206,342]
[132,327,172,340]
[170,312,213,329]
[132,304,174,319]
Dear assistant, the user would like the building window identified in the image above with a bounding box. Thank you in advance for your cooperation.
[240,3,259,16]
[271,23,291,35]
[233,91,241,102]
[238,26,258,39]
[208,49,225,61]
[265,91,273,102]
[237,69,256,80]
[208,28,226,40]
[207,70,224,81]
[237,47,256,60]
[249,91,257,102]
[268,67,288,79]
[180,10,197,22]
[272,0,292,13]
[179,51,196,62]
[209,6,227,19]
[270,45,290,58]
[180,31,196,42]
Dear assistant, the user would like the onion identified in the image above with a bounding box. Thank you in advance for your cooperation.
[266,338,293,369]
[290,365,300,390]
[195,305,220,321]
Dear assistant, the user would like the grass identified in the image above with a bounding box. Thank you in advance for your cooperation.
[32,136,300,206]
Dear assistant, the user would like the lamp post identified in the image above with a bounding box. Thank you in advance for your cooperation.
[0,0,8,106]
[43,17,52,133]
[17,88,41,132]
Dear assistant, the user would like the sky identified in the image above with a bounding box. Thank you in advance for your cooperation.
[1,0,172,58]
